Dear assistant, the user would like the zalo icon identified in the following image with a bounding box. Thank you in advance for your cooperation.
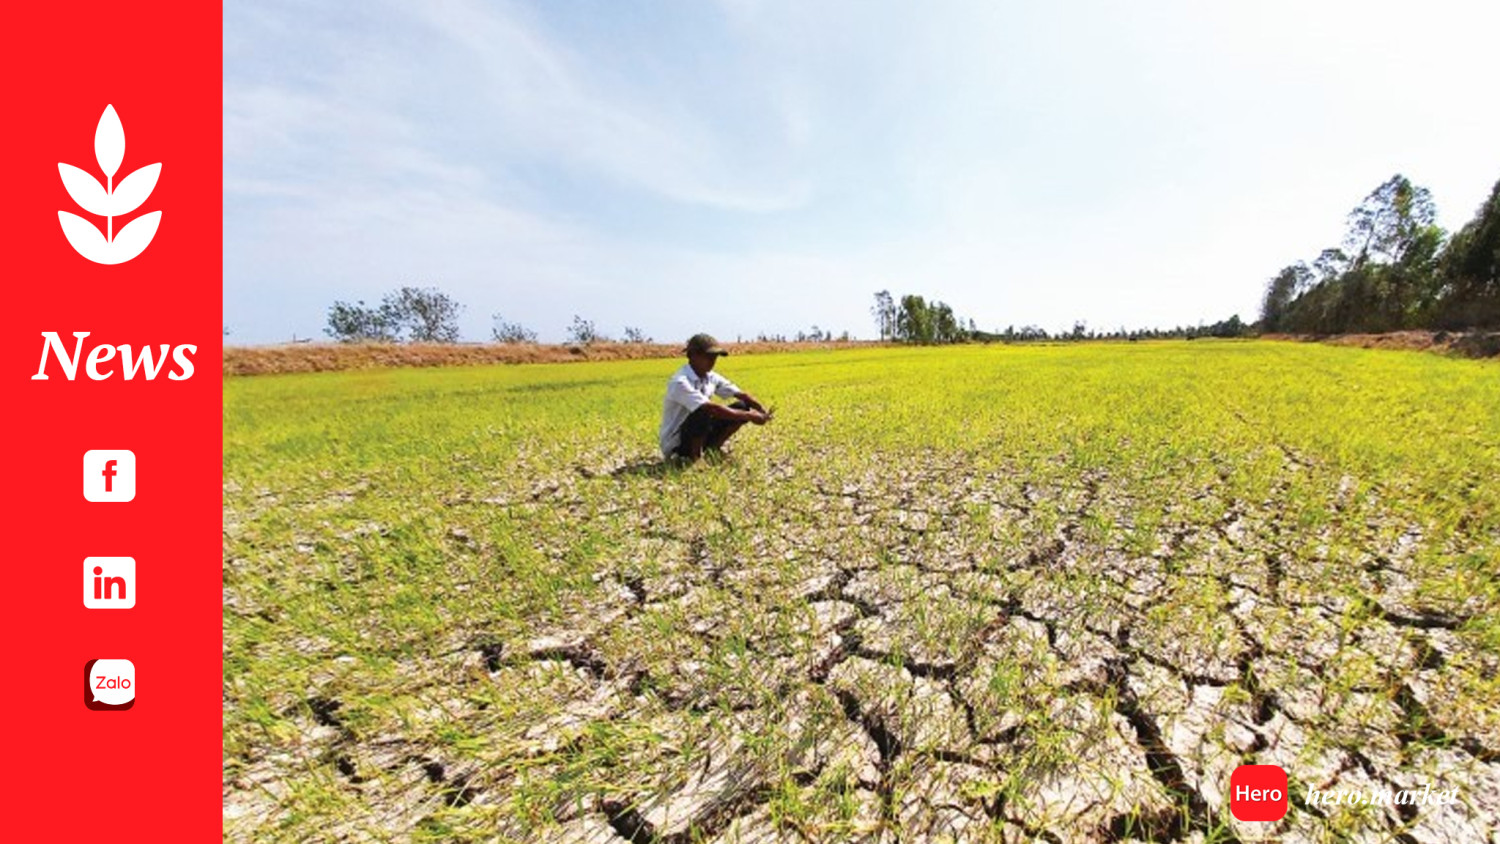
[85,659,135,710]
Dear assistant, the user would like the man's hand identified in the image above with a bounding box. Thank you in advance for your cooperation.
[735,391,767,414]
[747,409,770,425]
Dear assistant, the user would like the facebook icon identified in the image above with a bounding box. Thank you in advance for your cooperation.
[83,450,136,502]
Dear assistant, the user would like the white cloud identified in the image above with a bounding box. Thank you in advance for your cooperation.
[400,0,811,212]
[225,0,1500,343]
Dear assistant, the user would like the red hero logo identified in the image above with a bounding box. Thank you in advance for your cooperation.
[1231,764,1289,822]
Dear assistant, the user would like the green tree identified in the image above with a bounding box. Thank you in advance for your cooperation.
[1344,174,1437,270]
[567,315,602,345]
[1274,175,1447,334]
[491,314,537,343]
[932,301,960,343]
[896,295,932,343]
[326,299,396,342]
[1436,177,1500,327]
[1312,249,1347,284]
[384,286,464,342]
[1261,263,1312,332]
[885,292,972,344]
[871,290,896,340]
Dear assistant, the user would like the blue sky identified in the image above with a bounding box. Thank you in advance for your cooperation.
[225,0,1500,344]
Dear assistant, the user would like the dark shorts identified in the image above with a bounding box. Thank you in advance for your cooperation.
[673,400,748,456]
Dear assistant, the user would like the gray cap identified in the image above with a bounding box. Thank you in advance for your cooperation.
[684,333,728,356]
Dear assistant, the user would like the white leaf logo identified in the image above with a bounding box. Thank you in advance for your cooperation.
[58,104,162,264]
[95,104,125,179]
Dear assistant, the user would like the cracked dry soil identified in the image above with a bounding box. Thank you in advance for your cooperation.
[224,442,1500,843]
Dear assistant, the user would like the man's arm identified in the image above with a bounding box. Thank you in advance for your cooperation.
[733,390,765,413]
[707,374,768,423]
[700,400,767,424]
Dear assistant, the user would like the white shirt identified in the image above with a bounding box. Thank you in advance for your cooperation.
[659,363,741,456]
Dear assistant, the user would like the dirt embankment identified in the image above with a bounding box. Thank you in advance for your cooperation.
[223,332,1500,376]
[1266,330,1500,359]
[223,340,879,376]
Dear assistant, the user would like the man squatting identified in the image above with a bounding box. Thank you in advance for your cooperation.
[659,333,771,461]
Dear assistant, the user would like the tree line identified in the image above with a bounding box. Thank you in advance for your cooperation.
[325,288,653,345]
[871,290,1248,345]
[975,317,1249,343]
[323,175,1498,348]
[870,290,976,344]
[1261,174,1500,334]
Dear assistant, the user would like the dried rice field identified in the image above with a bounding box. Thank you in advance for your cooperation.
[223,341,1500,843]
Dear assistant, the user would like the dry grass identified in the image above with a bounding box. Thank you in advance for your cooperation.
[225,331,1500,379]
[224,340,881,376]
